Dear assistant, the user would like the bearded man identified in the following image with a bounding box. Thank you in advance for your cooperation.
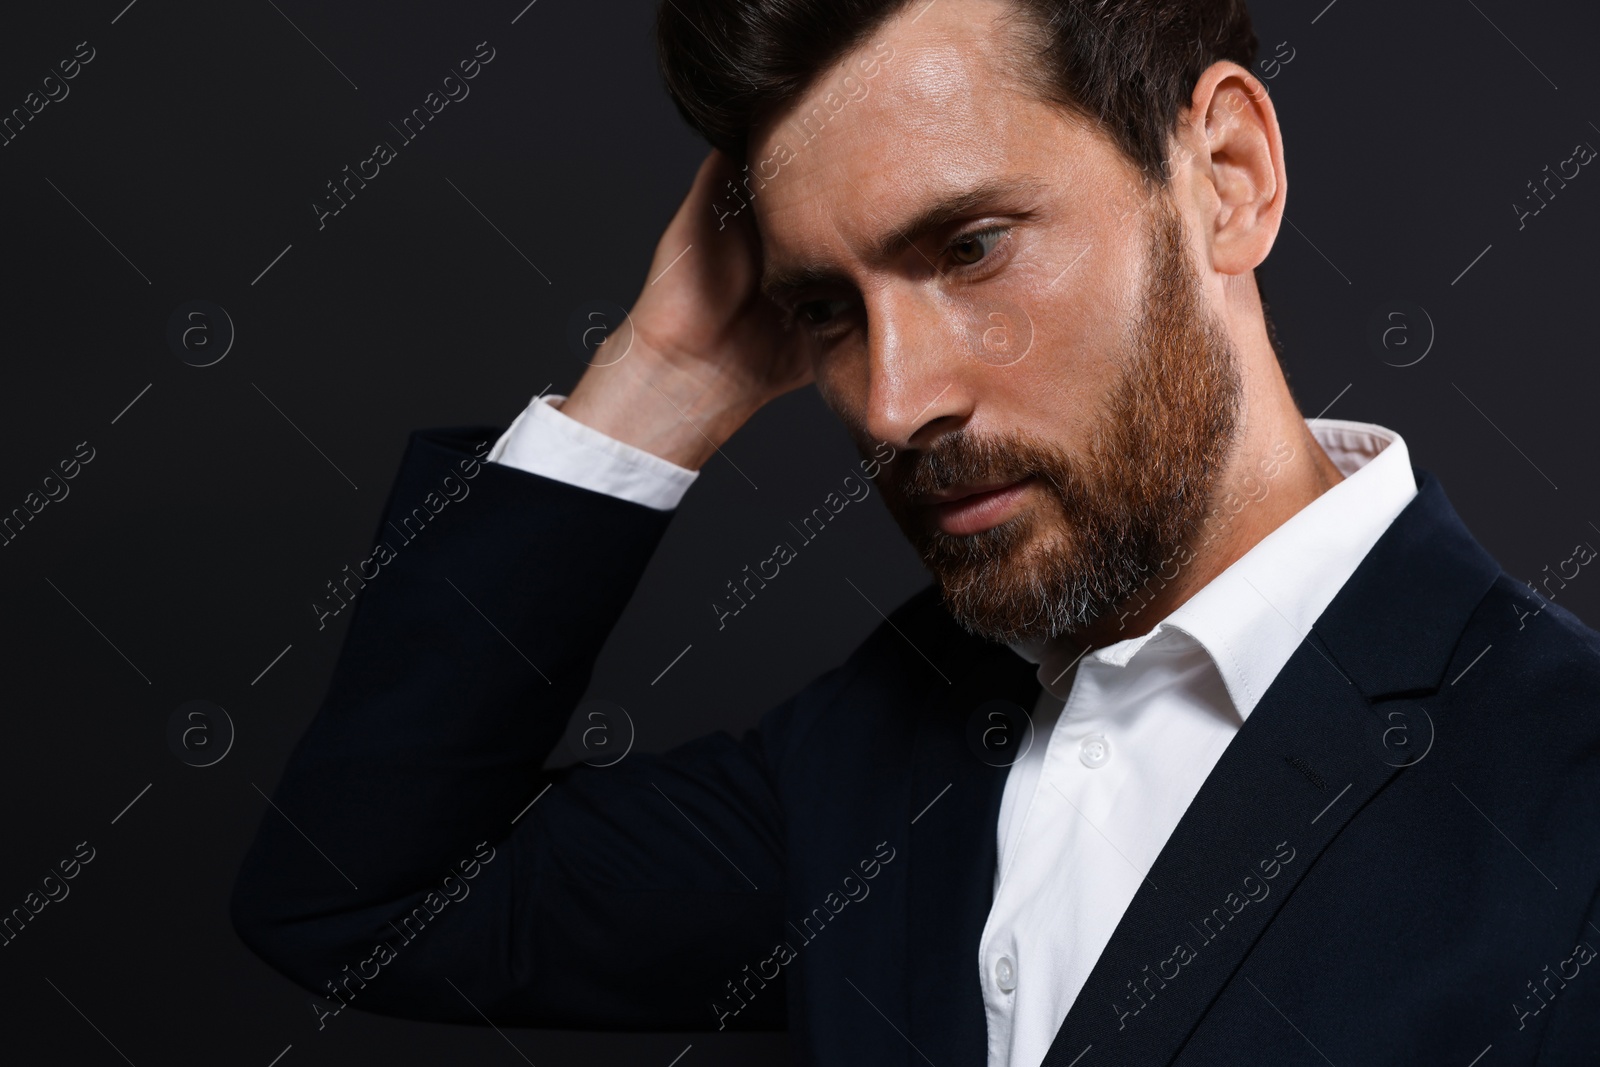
[232,2,1600,1064]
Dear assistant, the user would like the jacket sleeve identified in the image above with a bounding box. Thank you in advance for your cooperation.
[230,426,822,1032]
[1531,879,1600,1062]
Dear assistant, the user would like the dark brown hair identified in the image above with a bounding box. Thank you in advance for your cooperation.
[655,0,1289,368]
[655,0,1260,185]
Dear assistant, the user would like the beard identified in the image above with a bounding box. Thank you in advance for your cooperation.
[876,191,1245,645]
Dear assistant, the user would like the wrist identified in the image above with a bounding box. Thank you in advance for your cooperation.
[560,353,759,471]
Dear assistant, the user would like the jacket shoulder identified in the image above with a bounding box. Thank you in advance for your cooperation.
[1469,571,1600,684]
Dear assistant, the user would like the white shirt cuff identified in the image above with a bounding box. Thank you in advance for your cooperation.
[487,392,698,511]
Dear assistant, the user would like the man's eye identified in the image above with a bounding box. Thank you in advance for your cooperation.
[947,227,1006,267]
[797,297,852,327]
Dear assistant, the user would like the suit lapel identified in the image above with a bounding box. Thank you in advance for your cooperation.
[1036,631,1397,1065]
[1038,465,1503,1065]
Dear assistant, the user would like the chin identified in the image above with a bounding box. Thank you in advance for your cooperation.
[927,525,1086,644]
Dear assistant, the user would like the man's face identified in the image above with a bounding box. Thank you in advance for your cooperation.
[749,0,1244,644]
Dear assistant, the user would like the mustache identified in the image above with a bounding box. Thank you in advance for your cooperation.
[886,429,1059,500]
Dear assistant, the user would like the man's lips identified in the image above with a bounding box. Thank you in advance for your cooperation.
[922,476,1036,536]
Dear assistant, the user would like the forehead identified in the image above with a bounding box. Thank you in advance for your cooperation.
[745,0,1118,272]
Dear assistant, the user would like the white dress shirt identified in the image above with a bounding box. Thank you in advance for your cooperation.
[488,391,698,511]
[488,391,1419,1067]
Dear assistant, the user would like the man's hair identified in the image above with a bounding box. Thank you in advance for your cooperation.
[654,0,1290,370]
[655,0,1259,185]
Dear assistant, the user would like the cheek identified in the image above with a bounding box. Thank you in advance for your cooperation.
[1033,285,1111,366]
[961,223,1135,362]
[1041,223,1147,348]
[812,348,864,421]
[991,269,1113,381]
[968,263,1136,433]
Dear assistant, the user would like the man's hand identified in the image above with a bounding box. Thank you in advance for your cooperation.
[559,150,813,470]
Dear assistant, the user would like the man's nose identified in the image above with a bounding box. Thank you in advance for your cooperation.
[861,290,972,450]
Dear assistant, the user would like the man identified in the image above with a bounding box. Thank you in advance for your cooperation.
[231,0,1600,1063]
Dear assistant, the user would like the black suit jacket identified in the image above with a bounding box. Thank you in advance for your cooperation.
[232,426,1600,1065]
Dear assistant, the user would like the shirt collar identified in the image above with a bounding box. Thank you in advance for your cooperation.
[1010,418,1419,715]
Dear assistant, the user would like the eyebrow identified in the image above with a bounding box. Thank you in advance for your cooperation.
[759,175,1050,303]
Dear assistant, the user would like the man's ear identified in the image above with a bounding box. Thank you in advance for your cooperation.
[1177,61,1286,276]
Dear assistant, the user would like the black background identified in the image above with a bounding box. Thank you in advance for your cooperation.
[1,0,1596,1063]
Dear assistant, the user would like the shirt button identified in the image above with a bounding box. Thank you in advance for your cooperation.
[995,955,1017,992]
[1079,734,1111,769]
